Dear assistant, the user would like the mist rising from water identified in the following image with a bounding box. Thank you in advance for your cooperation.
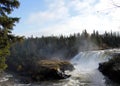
[69,50,114,85]
[71,50,111,71]
[77,38,99,52]
[67,49,120,86]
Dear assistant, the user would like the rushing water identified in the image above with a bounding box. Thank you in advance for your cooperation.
[0,49,120,86]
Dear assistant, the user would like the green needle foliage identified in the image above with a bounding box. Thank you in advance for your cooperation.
[0,0,23,72]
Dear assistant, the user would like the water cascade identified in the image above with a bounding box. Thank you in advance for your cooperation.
[64,49,120,86]
[0,49,120,86]
[68,50,111,86]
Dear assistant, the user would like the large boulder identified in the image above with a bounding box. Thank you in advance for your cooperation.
[30,60,74,81]
[99,53,120,84]
[17,60,74,82]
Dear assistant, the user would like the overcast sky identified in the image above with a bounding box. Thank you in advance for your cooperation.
[12,0,120,37]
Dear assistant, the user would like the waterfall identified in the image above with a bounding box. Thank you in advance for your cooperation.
[1,49,120,86]
[71,50,110,71]
[71,49,120,71]
[64,49,120,86]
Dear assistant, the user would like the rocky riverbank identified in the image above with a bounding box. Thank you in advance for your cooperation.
[7,60,74,83]
[99,53,120,84]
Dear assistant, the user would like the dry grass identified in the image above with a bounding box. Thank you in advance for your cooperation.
[37,60,70,70]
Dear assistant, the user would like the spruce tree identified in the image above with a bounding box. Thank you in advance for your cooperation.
[0,0,22,72]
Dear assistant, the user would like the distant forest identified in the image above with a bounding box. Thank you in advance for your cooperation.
[6,30,120,71]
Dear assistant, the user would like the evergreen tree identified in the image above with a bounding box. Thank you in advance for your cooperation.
[0,0,22,72]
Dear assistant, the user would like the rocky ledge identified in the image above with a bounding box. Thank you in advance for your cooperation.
[98,53,120,84]
[13,60,74,83]
[30,60,74,81]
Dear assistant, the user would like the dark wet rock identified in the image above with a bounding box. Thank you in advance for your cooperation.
[30,60,74,81]
[99,53,120,84]
[10,60,74,82]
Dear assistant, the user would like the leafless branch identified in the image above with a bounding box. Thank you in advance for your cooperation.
[112,0,120,7]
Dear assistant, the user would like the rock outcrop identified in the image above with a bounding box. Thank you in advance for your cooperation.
[30,60,74,81]
[13,60,74,82]
[99,53,120,84]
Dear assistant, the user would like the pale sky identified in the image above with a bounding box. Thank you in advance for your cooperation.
[12,0,120,37]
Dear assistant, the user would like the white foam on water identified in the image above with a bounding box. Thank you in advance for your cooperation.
[63,49,120,86]
[0,77,9,82]
[1,49,120,86]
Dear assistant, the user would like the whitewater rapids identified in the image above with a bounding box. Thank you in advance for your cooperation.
[0,49,120,86]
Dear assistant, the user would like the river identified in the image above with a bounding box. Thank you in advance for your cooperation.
[0,49,120,86]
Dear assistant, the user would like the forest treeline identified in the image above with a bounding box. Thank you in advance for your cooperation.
[6,30,120,71]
